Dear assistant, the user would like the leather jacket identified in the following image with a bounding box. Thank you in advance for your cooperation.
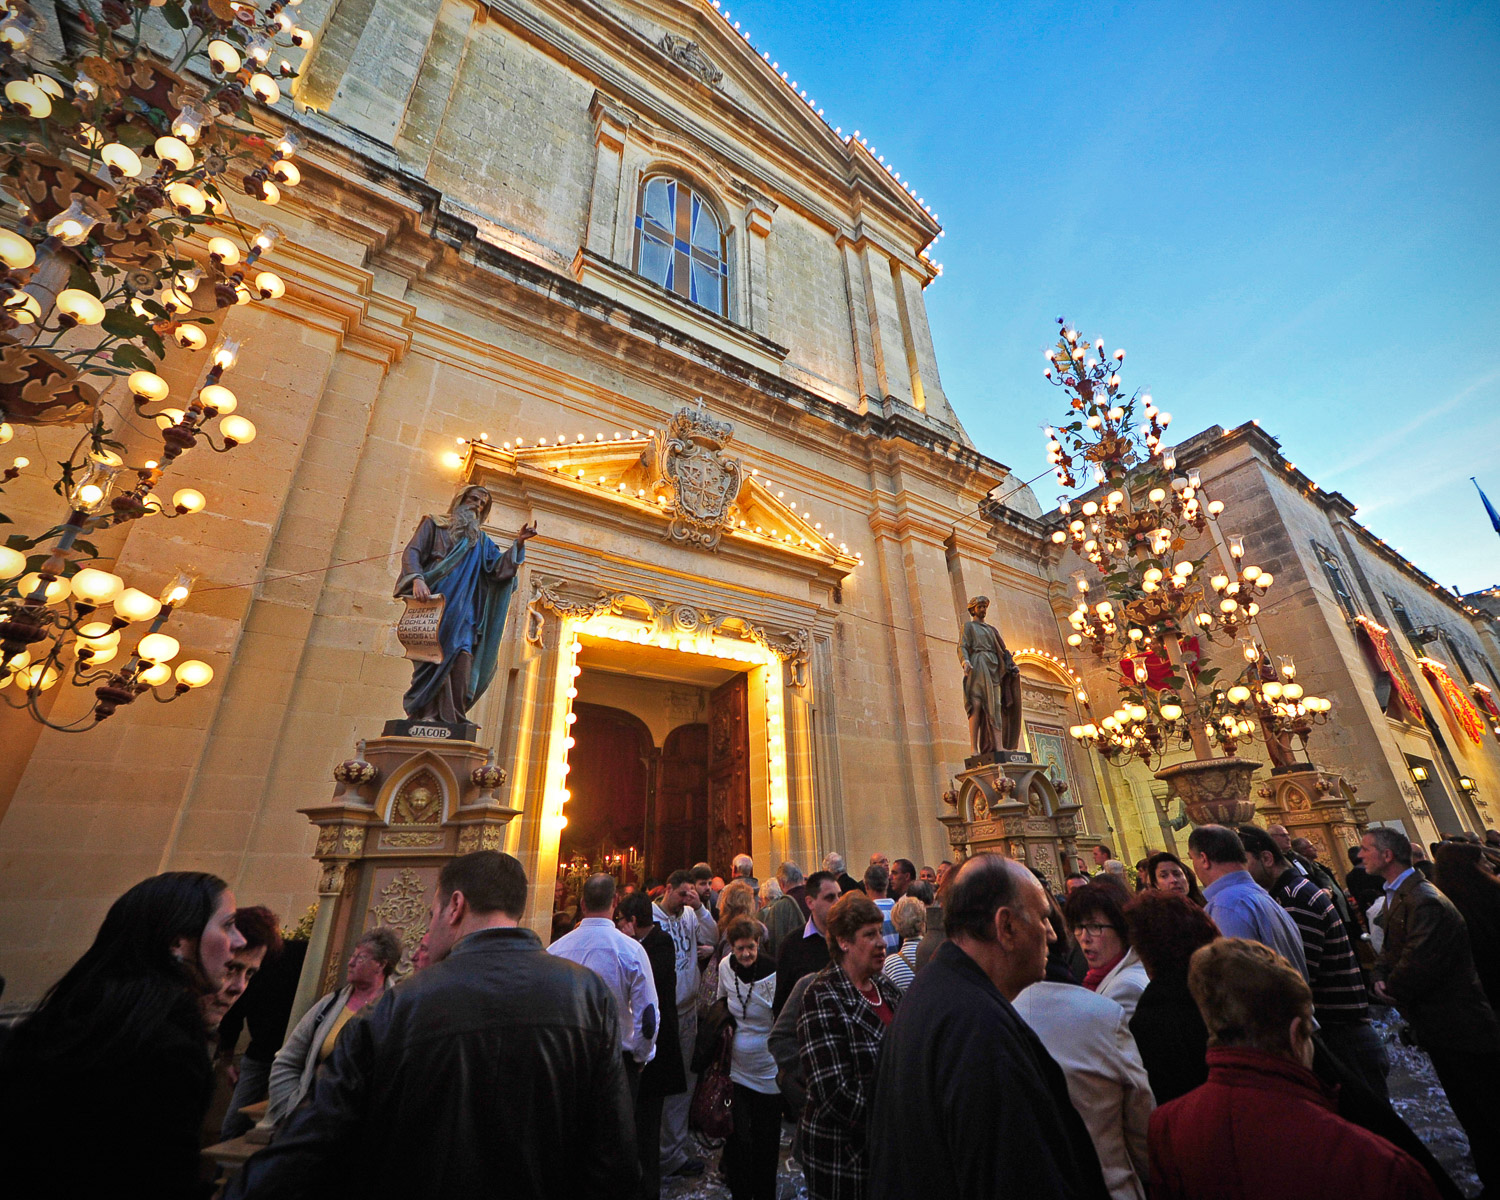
[228,926,638,1199]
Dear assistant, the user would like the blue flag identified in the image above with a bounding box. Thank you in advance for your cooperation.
[1475,477,1500,535]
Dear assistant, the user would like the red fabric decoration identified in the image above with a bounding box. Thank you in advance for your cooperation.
[1119,638,1200,692]
[1473,683,1500,721]
[1355,617,1421,720]
[1418,659,1486,745]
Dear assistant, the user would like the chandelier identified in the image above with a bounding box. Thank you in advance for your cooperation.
[0,0,308,729]
[1041,318,1331,770]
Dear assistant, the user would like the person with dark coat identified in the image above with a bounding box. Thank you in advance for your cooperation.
[1362,829,1500,1195]
[228,852,636,1200]
[619,891,683,1200]
[1432,839,1500,1010]
[1345,845,1384,914]
[0,872,247,1200]
[1149,939,1438,1200]
[1124,890,1218,1104]
[867,855,1108,1200]
[219,921,304,1138]
[773,871,839,1014]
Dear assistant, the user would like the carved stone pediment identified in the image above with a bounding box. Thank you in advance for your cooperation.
[654,404,743,549]
[659,33,723,86]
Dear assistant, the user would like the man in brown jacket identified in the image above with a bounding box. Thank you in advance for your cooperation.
[1362,827,1500,1193]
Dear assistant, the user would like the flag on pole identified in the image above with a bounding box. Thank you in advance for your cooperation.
[1474,477,1500,535]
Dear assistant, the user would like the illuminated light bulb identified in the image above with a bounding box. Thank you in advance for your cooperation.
[1262,681,1284,699]
[81,643,118,666]
[0,545,24,579]
[0,227,35,269]
[1220,598,1238,613]
[255,271,285,299]
[173,324,208,351]
[1161,703,1183,721]
[4,78,51,117]
[271,159,301,186]
[1106,490,1124,507]
[175,660,213,688]
[199,384,236,414]
[257,179,282,205]
[100,142,143,177]
[5,289,41,324]
[114,588,162,622]
[1108,406,1124,421]
[246,33,274,64]
[56,289,106,325]
[172,488,206,514]
[167,181,207,214]
[1129,704,1148,722]
[1081,501,1098,516]
[1067,633,1082,646]
[1257,573,1274,588]
[207,38,242,72]
[70,568,125,606]
[19,573,70,604]
[252,224,281,252]
[76,621,119,647]
[1227,685,1251,704]
[152,135,194,171]
[163,287,194,314]
[1174,561,1194,577]
[276,130,303,160]
[21,663,60,691]
[1243,565,1262,581]
[565,712,577,725]
[136,633,180,663]
[128,371,170,402]
[1210,574,1229,591]
[207,237,240,265]
[1050,530,1067,544]
[249,73,281,104]
[291,26,313,45]
[138,662,172,686]
[154,407,185,430]
[1148,487,1166,504]
[46,200,96,247]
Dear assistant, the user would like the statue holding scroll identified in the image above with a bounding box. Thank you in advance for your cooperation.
[960,595,1022,755]
[394,484,535,725]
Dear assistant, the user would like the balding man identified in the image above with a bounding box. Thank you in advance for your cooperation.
[867,856,1108,1200]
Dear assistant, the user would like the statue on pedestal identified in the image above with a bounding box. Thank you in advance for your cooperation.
[394,484,535,725]
[960,595,1022,755]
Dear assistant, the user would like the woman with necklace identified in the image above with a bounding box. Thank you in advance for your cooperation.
[796,893,902,1200]
[716,916,781,1199]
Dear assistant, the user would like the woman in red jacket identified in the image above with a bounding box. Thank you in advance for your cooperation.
[1149,938,1438,1200]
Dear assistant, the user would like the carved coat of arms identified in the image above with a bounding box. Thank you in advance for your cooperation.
[654,403,743,550]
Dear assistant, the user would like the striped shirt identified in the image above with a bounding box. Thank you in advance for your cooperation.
[882,939,919,992]
[1272,868,1369,1023]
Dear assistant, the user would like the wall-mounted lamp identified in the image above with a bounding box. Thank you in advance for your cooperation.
[1457,775,1477,793]
[1409,765,1429,784]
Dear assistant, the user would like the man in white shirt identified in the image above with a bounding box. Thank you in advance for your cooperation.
[654,869,711,1178]
[548,873,658,1091]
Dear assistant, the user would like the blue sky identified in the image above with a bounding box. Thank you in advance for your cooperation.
[720,0,1500,591]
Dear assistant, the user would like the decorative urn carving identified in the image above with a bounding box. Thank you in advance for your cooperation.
[1155,757,1262,826]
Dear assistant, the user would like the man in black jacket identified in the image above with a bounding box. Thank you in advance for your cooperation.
[619,891,682,1200]
[867,854,1107,1200]
[229,852,637,1199]
[773,870,840,1013]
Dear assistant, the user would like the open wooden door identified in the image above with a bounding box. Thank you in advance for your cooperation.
[708,674,751,877]
[654,723,708,879]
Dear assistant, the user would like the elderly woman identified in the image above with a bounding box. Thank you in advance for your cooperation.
[266,926,402,1125]
[758,877,784,911]
[1065,882,1150,1018]
[881,895,926,992]
[797,892,901,1200]
[1144,851,1205,906]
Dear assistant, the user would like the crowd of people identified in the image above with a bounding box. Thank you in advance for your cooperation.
[0,822,1497,1200]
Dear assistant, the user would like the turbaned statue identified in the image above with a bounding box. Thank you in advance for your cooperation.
[394,484,535,725]
[960,595,1022,755]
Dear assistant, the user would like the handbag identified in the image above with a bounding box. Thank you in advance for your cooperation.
[691,996,737,1073]
[689,1013,736,1140]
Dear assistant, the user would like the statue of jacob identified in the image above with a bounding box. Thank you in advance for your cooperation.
[394,484,536,725]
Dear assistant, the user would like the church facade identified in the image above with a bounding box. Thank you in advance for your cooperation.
[0,0,1095,1001]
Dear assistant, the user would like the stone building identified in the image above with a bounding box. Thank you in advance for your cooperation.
[1056,422,1500,867]
[0,0,1097,1002]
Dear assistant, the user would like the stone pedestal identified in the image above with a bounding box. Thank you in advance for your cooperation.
[1255,764,1369,864]
[289,734,519,1022]
[940,756,1083,893]
[1156,756,1262,827]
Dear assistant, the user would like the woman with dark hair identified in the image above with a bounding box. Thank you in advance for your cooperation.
[797,892,901,1200]
[1144,851,1205,907]
[0,871,244,1198]
[1124,890,1220,1103]
[1433,840,1500,1009]
[1065,882,1150,1017]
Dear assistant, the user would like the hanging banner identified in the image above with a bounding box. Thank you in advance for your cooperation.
[1118,638,1200,692]
[1354,616,1422,720]
[1417,658,1486,745]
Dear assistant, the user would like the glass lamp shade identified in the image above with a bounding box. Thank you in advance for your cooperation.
[128,371,170,402]
[136,633,180,663]
[18,573,69,604]
[100,142,142,177]
[0,545,25,579]
[113,588,162,622]
[270,159,300,186]
[153,135,194,170]
[207,237,240,265]
[198,385,236,414]
[175,660,213,688]
[70,568,124,606]
[159,573,194,606]
[174,324,208,350]
[0,227,35,268]
[82,644,118,666]
[172,488,206,514]
[207,39,242,72]
[255,271,285,299]
[1160,703,1184,721]
[21,662,60,691]
[167,182,207,215]
[249,74,281,105]
[4,78,51,117]
[138,662,172,686]
[45,200,97,246]
[76,621,120,648]
[219,415,256,444]
[56,289,106,325]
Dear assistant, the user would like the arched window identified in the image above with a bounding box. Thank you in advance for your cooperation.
[633,175,728,317]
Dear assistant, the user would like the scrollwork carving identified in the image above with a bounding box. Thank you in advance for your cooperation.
[652,404,743,550]
[658,34,723,86]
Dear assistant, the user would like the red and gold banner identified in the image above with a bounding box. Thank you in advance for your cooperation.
[1119,638,1200,692]
[1417,659,1486,745]
[1355,617,1421,720]
[1472,683,1500,742]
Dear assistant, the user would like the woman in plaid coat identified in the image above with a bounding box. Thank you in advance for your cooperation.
[797,893,902,1200]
